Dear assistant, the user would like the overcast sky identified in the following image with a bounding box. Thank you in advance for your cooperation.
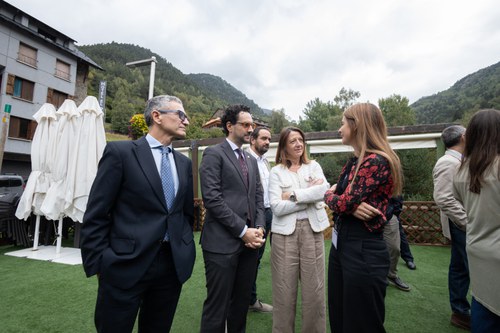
[7,0,500,120]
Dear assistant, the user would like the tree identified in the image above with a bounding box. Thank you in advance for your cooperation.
[185,114,223,139]
[109,80,143,134]
[333,87,360,111]
[299,88,360,132]
[378,94,416,127]
[300,98,336,132]
[397,148,435,200]
[268,108,291,134]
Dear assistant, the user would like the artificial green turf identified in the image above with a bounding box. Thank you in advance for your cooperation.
[0,233,465,332]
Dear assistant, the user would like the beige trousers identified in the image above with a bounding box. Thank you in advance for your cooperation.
[383,215,401,279]
[271,219,326,333]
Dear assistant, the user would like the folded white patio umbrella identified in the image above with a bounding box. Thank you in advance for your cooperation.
[40,99,81,221]
[39,100,81,253]
[15,103,59,250]
[16,103,58,220]
[64,96,106,222]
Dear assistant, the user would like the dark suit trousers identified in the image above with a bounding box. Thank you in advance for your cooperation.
[398,218,414,263]
[448,220,470,315]
[201,247,259,333]
[250,207,273,304]
[95,244,182,333]
[328,219,390,333]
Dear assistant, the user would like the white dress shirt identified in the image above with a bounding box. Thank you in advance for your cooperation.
[246,147,271,208]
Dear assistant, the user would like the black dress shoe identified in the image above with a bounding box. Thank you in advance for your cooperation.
[406,261,416,270]
[450,312,471,330]
[388,276,411,291]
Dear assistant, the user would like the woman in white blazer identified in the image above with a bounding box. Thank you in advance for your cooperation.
[269,127,329,333]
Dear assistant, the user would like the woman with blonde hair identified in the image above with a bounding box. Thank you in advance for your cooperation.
[269,126,330,333]
[453,109,500,332]
[324,103,402,333]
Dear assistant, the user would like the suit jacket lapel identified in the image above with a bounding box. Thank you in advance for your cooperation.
[244,151,253,191]
[133,137,166,210]
[171,149,187,210]
[221,140,248,189]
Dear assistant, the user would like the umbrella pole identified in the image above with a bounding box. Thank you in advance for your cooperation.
[56,216,63,254]
[32,215,41,251]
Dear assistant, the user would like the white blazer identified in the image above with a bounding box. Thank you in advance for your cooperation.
[269,160,330,235]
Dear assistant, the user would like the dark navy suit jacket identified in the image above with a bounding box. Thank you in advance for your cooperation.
[81,137,195,289]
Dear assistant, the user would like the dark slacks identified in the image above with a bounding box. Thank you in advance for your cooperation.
[398,219,414,263]
[94,243,182,333]
[448,220,471,315]
[471,297,500,333]
[328,219,389,333]
[201,247,259,333]
[250,207,273,304]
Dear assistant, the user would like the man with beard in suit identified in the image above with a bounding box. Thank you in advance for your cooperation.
[199,104,266,333]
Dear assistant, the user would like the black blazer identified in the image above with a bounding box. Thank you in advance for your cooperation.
[199,139,265,254]
[80,137,196,289]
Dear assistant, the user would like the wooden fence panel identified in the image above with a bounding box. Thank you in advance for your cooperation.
[193,200,449,246]
[400,201,448,245]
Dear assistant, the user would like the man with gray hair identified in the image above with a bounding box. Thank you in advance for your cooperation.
[433,125,470,330]
[81,95,196,332]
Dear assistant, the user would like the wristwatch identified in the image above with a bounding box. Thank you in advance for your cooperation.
[289,192,297,202]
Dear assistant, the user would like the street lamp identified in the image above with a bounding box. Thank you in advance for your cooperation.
[126,56,158,99]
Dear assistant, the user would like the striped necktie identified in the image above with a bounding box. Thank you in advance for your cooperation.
[236,148,248,187]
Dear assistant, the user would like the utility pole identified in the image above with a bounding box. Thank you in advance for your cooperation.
[0,104,12,172]
[126,56,157,99]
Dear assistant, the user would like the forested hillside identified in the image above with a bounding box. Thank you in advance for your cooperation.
[187,73,262,114]
[79,42,499,132]
[78,42,262,134]
[411,61,500,123]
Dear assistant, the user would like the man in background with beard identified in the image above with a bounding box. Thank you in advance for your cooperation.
[246,126,274,313]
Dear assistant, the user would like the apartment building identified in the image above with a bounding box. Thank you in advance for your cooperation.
[0,0,101,176]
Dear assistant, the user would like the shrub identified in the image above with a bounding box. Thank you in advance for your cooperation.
[129,114,148,139]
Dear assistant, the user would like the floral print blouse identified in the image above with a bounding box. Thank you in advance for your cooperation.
[324,153,394,232]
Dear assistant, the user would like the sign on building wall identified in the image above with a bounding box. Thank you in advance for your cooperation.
[98,81,107,113]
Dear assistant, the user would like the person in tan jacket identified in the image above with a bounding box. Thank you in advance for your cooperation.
[432,125,470,330]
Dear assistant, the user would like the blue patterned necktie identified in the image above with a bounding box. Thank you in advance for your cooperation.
[160,146,175,211]
[159,146,175,242]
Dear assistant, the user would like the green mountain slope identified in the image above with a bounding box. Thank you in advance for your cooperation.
[78,42,261,124]
[411,61,500,123]
[187,73,262,114]
[79,42,224,115]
